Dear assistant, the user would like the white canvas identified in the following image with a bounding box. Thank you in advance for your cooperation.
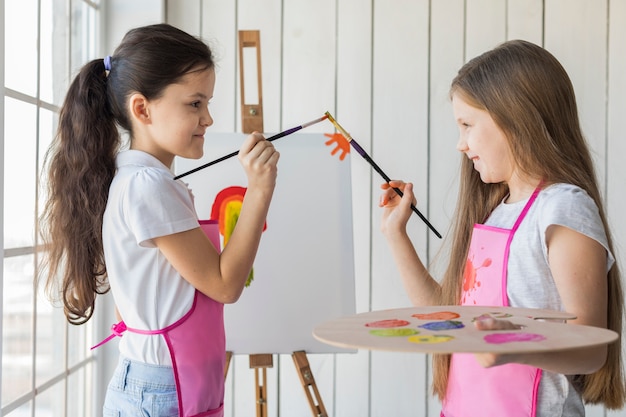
[175,132,356,354]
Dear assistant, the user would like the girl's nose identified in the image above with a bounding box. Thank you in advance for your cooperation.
[456,135,467,152]
[201,108,214,127]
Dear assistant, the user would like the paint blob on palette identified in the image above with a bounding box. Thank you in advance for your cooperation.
[418,320,465,331]
[369,328,419,337]
[408,334,455,344]
[484,332,546,344]
[365,319,410,328]
[313,305,619,354]
[412,311,460,320]
[364,313,539,345]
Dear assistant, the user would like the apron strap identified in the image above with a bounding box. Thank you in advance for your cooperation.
[511,184,542,233]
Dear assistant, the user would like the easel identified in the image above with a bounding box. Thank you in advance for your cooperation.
[232,31,329,417]
[224,351,328,417]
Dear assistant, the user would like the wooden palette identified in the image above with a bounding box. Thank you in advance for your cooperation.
[313,306,618,354]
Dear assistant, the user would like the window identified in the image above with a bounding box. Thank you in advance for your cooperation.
[2,1,101,415]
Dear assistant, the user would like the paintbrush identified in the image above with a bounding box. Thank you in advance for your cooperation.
[174,114,329,180]
[325,111,442,239]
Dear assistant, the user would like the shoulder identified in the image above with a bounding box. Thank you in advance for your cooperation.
[535,183,612,262]
[113,151,190,201]
[535,183,599,220]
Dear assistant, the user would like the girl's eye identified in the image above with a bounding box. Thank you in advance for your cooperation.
[191,101,201,108]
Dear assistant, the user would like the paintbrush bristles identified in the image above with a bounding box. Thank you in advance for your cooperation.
[301,114,329,129]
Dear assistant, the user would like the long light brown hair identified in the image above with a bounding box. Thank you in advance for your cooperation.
[38,24,214,325]
[432,39,625,409]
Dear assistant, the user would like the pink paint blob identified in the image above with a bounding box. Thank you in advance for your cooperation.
[484,332,546,344]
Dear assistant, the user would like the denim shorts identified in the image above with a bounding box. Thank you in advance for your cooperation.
[102,357,179,417]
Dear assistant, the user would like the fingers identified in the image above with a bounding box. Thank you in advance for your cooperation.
[380,179,406,191]
[473,316,522,331]
[379,181,415,207]
[239,132,280,166]
[238,133,280,190]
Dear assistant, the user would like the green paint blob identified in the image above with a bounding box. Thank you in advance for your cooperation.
[369,328,419,337]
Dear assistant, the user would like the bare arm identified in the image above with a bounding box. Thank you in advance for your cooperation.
[379,181,442,306]
[153,133,279,304]
[475,225,609,374]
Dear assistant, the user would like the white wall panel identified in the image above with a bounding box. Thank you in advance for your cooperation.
[370,2,430,415]
[201,1,238,133]
[166,0,200,36]
[281,0,336,131]
[545,0,609,188]
[428,1,466,414]
[466,0,506,59]
[607,1,626,414]
[279,2,337,415]
[428,0,465,276]
[334,1,373,416]
[507,0,543,43]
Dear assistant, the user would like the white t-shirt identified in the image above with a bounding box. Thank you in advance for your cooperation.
[485,183,614,416]
[103,150,200,365]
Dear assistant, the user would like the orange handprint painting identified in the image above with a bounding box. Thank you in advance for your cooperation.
[324,132,351,161]
[210,186,267,287]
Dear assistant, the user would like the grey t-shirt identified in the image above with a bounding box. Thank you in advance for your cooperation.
[484,183,614,416]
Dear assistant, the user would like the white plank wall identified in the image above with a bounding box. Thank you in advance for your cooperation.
[164,1,626,416]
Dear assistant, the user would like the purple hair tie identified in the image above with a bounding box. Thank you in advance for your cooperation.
[104,55,112,71]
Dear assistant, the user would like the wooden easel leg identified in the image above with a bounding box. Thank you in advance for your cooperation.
[250,354,273,417]
[292,351,328,417]
[224,351,233,380]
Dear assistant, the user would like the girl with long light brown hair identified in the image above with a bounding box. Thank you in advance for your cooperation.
[380,39,624,416]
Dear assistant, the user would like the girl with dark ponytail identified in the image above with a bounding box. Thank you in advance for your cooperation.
[40,23,279,417]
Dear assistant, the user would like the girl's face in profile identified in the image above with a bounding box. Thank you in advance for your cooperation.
[452,93,517,186]
[138,67,216,166]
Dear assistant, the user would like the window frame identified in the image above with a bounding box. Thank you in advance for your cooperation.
[1,1,106,415]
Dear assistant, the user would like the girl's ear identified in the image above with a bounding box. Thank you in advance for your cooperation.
[128,93,151,125]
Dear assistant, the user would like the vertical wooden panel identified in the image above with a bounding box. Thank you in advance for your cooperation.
[507,0,543,43]
[545,0,608,188]
[281,0,336,131]
[106,0,165,50]
[428,1,467,415]
[235,4,283,412]
[545,1,609,416]
[199,1,237,133]
[335,0,373,415]
[166,0,200,35]
[370,1,429,310]
[607,1,626,415]
[370,1,430,415]
[428,0,465,277]
[465,0,506,58]
[279,3,337,415]
[201,4,246,412]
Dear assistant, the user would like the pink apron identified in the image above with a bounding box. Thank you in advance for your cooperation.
[93,220,225,417]
[442,187,542,417]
